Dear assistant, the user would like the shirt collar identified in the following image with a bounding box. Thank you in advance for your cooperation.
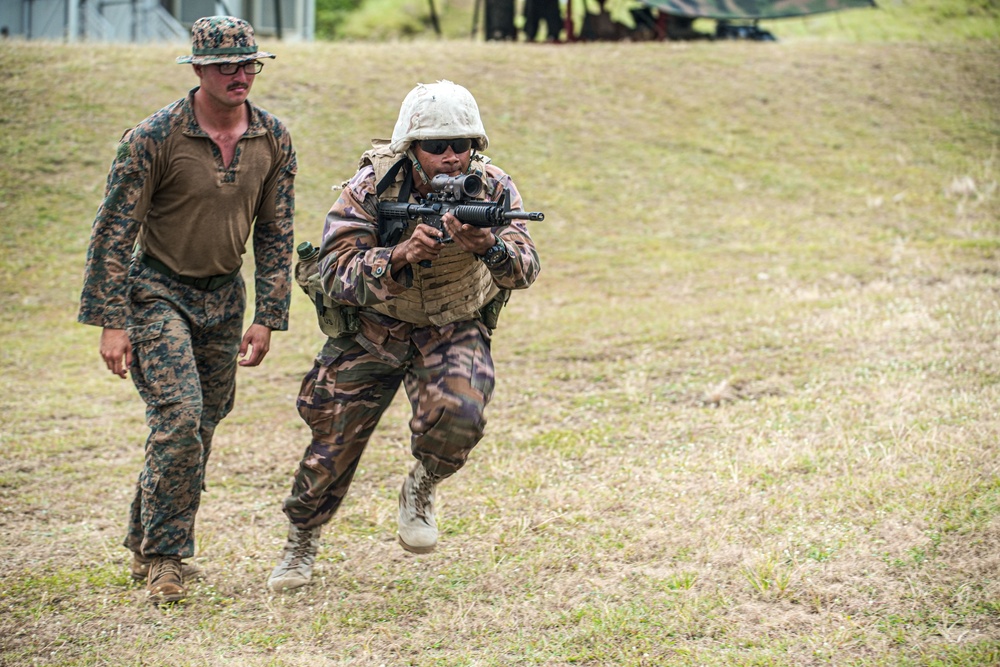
[181,87,267,138]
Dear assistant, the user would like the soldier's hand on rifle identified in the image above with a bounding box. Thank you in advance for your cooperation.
[390,223,444,274]
[443,211,494,255]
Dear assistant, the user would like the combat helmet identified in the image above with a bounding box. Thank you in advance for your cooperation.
[389,81,489,155]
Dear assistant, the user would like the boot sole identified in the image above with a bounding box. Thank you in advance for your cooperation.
[267,577,311,592]
[147,590,187,605]
[397,534,436,554]
[131,565,204,582]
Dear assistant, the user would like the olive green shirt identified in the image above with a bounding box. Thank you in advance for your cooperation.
[78,88,296,330]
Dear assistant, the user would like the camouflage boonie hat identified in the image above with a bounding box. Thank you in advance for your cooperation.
[176,16,275,66]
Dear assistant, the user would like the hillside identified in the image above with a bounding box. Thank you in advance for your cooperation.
[1,26,998,667]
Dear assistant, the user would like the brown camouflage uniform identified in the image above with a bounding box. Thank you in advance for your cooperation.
[78,89,296,559]
[280,159,540,529]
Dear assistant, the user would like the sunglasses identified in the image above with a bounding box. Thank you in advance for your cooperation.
[418,138,474,155]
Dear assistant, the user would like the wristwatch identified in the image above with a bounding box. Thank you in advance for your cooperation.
[479,234,510,268]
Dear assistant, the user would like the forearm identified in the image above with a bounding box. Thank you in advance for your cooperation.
[78,208,141,328]
[79,133,152,328]
[252,215,294,331]
[490,223,540,290]
[482,168,540,290]
[318,212,410,307]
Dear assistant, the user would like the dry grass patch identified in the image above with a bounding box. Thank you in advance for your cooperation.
[1,32,999,667]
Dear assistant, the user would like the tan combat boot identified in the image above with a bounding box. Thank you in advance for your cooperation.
[131,552,204,582]
[146,556,187,604]
[397,462,441,554]
[267,524,322,592]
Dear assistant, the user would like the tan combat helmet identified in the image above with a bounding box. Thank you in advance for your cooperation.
[389,80,490,155]
[176,15,275,66]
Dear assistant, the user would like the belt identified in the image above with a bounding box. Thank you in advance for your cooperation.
[140,254,241,291]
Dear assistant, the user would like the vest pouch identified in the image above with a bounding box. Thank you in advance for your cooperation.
[295,243,360,339]
[479,288,511,331]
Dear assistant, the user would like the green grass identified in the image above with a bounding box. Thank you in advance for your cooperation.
[1,5,999,666]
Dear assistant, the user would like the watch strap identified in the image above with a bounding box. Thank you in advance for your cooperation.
[480,234,509,268]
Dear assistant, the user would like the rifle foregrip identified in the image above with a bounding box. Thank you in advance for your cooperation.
[451,204,503,227]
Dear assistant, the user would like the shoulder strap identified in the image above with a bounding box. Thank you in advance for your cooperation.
[375,158,413,245]
[375,157,412,202]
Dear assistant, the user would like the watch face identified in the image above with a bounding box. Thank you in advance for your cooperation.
[481,234,509,267]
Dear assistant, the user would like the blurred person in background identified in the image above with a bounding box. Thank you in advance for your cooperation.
[523,0,563,41]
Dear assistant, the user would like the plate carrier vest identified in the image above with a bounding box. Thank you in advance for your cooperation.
[295,141,509,338]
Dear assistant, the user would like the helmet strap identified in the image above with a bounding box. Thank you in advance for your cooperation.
[406,149,431,187]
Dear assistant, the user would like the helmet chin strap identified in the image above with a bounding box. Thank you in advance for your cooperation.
[406,149,431,186]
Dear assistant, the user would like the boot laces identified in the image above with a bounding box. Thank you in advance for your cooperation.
[150,558,181,586]
[413,468,438,520]
[288,527,316,565]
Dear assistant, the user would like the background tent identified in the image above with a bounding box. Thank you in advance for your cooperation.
[639,0,877,20]
[562,0,876,41]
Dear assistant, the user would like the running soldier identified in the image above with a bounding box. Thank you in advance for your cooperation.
[268,80,540,591]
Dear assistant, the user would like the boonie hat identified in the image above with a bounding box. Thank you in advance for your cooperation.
[176,15,275,66]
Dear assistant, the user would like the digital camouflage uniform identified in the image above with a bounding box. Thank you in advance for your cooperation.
[280,155,540,530]
[78,88,296,559]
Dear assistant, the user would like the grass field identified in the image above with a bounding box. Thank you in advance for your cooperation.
[1,11,999,667]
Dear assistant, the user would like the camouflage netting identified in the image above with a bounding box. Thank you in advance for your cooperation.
[642,0,876,20]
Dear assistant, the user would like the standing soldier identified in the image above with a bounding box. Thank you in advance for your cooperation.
[78,16,296,604]
[523,0,563,41]
[268,80,540,591]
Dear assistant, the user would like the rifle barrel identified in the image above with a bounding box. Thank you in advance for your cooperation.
[378,202,544,226]
[504,211,544,221]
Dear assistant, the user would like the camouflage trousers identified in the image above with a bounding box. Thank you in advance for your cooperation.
[122,261,246,558]
[281,321,495,529]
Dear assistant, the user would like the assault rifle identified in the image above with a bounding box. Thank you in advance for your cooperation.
[377,174,544,248]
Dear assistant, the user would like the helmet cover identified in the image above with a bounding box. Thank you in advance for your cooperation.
[389,80,489,154]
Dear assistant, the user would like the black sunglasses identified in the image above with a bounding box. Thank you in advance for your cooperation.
[418,138,474,155]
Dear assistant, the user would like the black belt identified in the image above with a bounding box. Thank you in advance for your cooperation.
[141,254,241,291]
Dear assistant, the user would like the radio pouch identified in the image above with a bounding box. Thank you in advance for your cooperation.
[295,242,360,338]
